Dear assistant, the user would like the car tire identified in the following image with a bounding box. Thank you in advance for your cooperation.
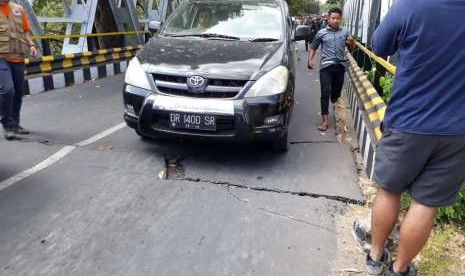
[271,132,289,152]
[135,129,152,140]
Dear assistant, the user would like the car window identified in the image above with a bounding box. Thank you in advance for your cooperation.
[161,2,283,40]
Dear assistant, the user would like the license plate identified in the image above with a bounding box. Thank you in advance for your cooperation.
[152,95,234,115]
[169,112,216,131]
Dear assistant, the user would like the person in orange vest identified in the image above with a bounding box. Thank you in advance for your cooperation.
[0,0,37,140]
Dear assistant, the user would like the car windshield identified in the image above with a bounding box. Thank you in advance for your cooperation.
[161,2,283,41]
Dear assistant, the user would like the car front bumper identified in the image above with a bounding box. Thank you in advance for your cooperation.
[123,85,293,142]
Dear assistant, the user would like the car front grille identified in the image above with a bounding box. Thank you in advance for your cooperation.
[152,74,247,99]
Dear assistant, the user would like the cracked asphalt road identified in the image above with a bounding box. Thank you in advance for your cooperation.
[0,43,363,276]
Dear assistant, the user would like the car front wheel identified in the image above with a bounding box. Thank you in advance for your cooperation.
[271,132,289,152]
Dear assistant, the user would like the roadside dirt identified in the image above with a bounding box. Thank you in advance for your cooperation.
[329,91,370,275]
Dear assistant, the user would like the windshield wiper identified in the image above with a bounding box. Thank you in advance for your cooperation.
[166,33,240,40]
[164,34,196,37]
[249,38,279,42]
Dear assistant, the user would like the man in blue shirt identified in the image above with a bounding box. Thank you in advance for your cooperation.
[366,1,465,275]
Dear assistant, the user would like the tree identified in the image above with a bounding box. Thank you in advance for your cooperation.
[287,0,320,16]
[303,2,319,14]
[320,0,343,12]
[326,0,343,5]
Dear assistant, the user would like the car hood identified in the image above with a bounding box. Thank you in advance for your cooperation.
[137,36,284,80]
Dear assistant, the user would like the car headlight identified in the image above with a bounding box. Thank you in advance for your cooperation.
[245,66,289,98]
[125,57,152,90]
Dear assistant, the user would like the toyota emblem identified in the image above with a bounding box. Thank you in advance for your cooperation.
[187,76,206,88]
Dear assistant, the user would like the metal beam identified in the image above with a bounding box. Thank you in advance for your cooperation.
[18,0,179,54]
[367,0,381,48]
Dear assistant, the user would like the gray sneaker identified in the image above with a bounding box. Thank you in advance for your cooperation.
[366,249,391,275]
[12,125,30,135]
[3,128,18,140]
[352,218,372,253]
[352,218,399,253]
[387,263,416,276]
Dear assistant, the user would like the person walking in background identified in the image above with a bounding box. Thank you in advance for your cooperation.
[0,0,37,140]
[307,8,353,131]
[363,0,465,275]
[306,17,320,51]
[304,16,313,52]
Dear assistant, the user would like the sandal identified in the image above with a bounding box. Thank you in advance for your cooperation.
[318,124,329,131]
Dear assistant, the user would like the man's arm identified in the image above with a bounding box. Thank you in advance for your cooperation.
[24,31,37,57]
[346,32,355,52]
[308,48,317,69]
[21,10,37,57]
[307,31,323,69]
[372,0,405,57]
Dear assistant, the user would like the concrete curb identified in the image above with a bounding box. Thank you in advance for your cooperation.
[24,60,128,95]
[25,46,141,75]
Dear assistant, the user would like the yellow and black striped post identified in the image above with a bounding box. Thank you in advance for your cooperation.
[25,45,143,75]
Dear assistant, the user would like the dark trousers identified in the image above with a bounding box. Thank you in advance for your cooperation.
[305,35,315,51]
[320,64,345,115]
[0,59,25,128]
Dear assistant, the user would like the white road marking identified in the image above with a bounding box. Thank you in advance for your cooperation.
[0,146,75,191]
[75,123,126,147]
[0,123,127,191]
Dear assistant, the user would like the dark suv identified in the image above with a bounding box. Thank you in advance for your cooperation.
[123,0,310,151]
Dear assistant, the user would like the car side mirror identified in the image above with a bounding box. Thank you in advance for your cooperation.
[294,25,311,42]
[148,21,162,33]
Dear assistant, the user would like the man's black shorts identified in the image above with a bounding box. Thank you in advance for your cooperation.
[373,128,465,207]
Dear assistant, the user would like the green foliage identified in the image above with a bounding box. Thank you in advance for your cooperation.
[379,73,393,103]
[363,68,392,103]
[436,185,465,224]
[400,193,411,212]
[320,0,343,12]
[303,2,320,14]
[287,0,320,16]
[33,0,66,54]
[400,185,465,225]
[364,67,376,83]
[320,3,341,13]
[136,0,151,18]
[417,225,463,276]
[33,0,66,17]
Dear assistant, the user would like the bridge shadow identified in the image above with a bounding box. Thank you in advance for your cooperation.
[140,135,285,169]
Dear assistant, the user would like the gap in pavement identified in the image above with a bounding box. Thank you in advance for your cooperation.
[79,126,364,203]
[162,154,365,206]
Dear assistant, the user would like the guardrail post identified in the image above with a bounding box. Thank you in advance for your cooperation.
[41,40,52,56]
[345,47,393,179]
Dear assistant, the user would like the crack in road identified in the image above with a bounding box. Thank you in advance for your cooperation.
[0,137,56,146]
[226,186,336,232]
[178,176,365,206]
[162,156,365,206]
[4,132,338,149]
[0,137,89,148]
[2,135,361,206]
